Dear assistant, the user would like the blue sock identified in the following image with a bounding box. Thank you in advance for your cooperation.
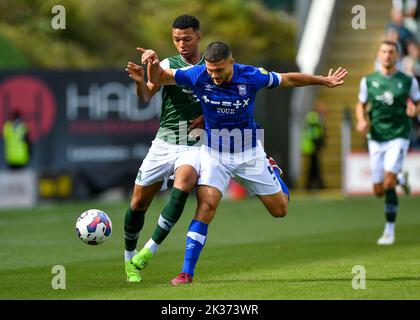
[273,168,290,200]
[182,219,208,277]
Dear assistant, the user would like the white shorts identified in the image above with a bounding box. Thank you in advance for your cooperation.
[135,138,201,191]
[197,141,282,196]
[368,138,410,184]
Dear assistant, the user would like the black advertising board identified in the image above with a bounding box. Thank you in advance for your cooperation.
[0,70,161,198]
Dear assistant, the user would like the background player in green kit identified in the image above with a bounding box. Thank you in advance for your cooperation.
[123,15,204,282]
[356,40,420,245]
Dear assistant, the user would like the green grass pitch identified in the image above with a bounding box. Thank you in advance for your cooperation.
[1,195,420,300]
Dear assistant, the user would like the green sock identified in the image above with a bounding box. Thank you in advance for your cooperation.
[151,187,190,244]
[124,207,146,251]
[384,188,398,223]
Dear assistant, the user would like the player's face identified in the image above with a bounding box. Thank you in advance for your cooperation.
[378,44,398,69]
[172,28,201,61]
[205,58,234,85]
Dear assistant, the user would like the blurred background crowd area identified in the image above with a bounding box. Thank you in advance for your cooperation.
[385,0,420,148]
[1,0,420,202]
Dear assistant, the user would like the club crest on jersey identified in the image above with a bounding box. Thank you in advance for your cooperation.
[238,85,247,96]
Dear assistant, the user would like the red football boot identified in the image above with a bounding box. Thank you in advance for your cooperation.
[170,272,193,285]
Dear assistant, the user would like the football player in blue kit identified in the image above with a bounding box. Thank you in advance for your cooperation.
[140,41,348,284]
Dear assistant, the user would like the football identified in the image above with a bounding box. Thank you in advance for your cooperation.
[75,209,112,245]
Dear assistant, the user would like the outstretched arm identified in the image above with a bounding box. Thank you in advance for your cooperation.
[137,47,177,85]
[280,67,348,88]
[125,61,160,103]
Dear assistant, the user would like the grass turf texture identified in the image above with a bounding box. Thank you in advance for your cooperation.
[1,195,420,299]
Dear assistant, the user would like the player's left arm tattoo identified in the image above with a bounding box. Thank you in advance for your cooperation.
[149,63,176,86]
[159,68,176,85]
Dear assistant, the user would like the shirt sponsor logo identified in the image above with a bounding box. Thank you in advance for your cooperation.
[216,107,236,114]
[375,91,394,105]
[202,96,250,113]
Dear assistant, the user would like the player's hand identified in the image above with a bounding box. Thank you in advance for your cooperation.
[188,115,204,132]
[406,102,417,117]
[137,47,160,66]
[324,67,348,88]
[356,119,368,133]
[125,61,145,83]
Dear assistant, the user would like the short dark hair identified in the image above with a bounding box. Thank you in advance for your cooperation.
[380,40,400,53]
[172,15,200,31]
[204,42,232,62]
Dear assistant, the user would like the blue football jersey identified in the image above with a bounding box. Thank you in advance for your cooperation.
[174,63,282,152]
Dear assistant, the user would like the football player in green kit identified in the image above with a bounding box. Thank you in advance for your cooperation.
[123,15,204,282]
[356,40,420,245]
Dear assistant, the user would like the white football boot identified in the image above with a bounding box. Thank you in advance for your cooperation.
[377,232,395,245]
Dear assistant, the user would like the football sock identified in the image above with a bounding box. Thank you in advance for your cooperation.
[270,164,290,201]
[274,172,290,202]
[144,238,159,255]
[182,219,208,277]
[384,222,395,235]
[279,177,290,201]
[124,207,146,251]
[384,188,398,224]
[151,187,190,244]
[124,250,137,262]
[396,172,405,186]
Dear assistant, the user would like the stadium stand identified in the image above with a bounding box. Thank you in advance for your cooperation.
[299,0,393,189]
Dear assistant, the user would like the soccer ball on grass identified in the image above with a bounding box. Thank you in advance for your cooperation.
[76,209,112,245]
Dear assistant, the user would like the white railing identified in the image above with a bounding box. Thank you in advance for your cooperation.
[289,0,337,185]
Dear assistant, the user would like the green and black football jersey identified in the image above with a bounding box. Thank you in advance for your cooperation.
[359,71,420,142]
[156,54,204,145]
